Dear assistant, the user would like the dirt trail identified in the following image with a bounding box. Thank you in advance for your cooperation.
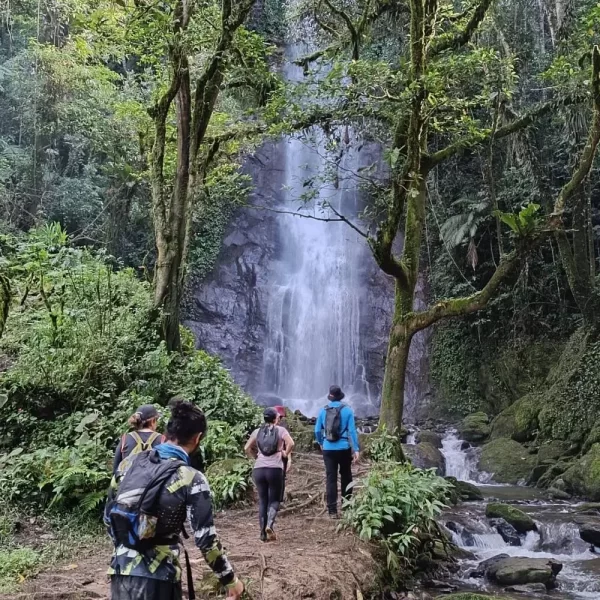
[6,453,378,600]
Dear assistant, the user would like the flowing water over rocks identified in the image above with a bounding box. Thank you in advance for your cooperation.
[436,431,600,599]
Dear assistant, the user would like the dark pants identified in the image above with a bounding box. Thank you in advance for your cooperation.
[111,575,182,600]
[323,448,353,514]
[253,467,283,531]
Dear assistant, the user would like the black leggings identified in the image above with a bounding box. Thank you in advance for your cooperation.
[253,467,283,530]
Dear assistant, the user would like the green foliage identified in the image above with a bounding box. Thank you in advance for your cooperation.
[494,203,541,238]
[369,429,403,463]
[430,322,484,416]
[0,547,41,590]
[207,459,253,511]
[341,464,451,576]
[0,228,260,514]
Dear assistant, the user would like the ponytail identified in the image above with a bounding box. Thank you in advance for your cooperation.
[128,412,143,430]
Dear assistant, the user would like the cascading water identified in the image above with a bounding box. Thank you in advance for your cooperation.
[260,47,378,418]
[438,430,600,599]
[441,430,493,484]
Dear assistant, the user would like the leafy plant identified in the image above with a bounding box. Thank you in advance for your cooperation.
[208,460,253,511]
[369,429,403,463]
[494,203,541,237]
[0,547,40,588]
[341,464,451,576]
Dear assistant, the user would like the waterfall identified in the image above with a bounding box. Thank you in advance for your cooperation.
[260,46,378,418]
[441,430,493,484]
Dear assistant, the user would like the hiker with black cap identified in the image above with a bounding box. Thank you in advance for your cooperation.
[113,404,165,474]
[314,385,360,518]
[245,407,295,541]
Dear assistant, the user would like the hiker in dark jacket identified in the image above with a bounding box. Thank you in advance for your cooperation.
[105,401,244,600]
[245,407,295,542]
[314,385,360,518]
[113,404,164,473]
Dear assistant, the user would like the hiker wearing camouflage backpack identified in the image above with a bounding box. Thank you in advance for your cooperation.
[245,407,295,542]
[314,386,360,518]
[113,404,165,474]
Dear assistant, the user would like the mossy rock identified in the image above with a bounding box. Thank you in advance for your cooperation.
[445,476,484,502]
[490,393,541,443]
[536,461,572,489]
[486,502,536,533]
[206,458,249,479]
[583,420,600,454]
[403,442,446,475]
[537,328,600,445]
[537,440,571,464]
[416,430,443,448]
[478,438,536,484]
[558,443,600,500]
[458,412,491,443]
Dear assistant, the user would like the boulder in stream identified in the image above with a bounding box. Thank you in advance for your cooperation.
[416,430,443,448]
[475,554,562,588]
[489,393,540,443]
[579,522,600,547]
[558,443,600,500]
[403,442,446,475]
[485,503,537,534]
[489,518,521,546]
[478,438,536,484]
[504,583,548,594]
[445,477,484,502]
[458,412,491,444]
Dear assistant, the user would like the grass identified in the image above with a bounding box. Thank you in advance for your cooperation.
[0,503,104,593]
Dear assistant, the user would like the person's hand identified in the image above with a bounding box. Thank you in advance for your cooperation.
[286,455,292,472]
[353,452,360,464]
[227,578,244,599]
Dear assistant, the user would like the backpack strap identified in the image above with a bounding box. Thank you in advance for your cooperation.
[129,431,144,454]
[142,431,161,451]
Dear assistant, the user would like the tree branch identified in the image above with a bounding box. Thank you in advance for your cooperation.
[322,0,360,59]
[424,96,579,171]
[253,206,369,238]
[429,0,494,55]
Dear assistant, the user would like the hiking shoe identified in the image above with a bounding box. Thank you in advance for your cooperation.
[260,530,267,542]
[265,526,277,541]
[328,512,340,520]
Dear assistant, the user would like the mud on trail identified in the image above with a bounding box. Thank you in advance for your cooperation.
[5,453,378,600]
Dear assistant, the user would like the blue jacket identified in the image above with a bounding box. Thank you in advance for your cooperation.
[314,401,360,451]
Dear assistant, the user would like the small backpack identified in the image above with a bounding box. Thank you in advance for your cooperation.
[256,424,279,456]
[324,405,346,442]
[121,431,162,458]
[107,450,184,552]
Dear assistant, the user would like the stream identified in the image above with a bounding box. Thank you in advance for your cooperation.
[435,431,600,599]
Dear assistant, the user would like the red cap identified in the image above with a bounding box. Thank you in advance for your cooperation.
[274,405,286,417]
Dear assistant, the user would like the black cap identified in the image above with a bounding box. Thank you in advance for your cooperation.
[263,407,278,422]
[328,385,345,401]
[135,404,160,421]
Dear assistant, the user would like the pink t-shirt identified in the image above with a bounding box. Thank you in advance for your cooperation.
[252,425,286,470]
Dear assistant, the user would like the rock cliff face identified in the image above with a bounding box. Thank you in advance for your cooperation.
[183,138,431,420]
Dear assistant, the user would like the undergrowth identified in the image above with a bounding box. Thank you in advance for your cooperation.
[341,433,452,583]
[0,226,261,517]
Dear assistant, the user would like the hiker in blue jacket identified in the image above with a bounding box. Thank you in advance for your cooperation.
[314,385,360,518]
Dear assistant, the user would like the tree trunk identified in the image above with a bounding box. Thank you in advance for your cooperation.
[379,280,416,432]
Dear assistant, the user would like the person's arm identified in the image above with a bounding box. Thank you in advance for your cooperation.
[282,431,294,457]
[188,471,242,596]
[314,410,324,447]
[112,436,124,474]
[347,410,360,456]
[244,431,258,459]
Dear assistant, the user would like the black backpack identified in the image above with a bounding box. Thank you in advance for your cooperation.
[325,404,347,442]
[256,424,279,456]
[107,450,185,552]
